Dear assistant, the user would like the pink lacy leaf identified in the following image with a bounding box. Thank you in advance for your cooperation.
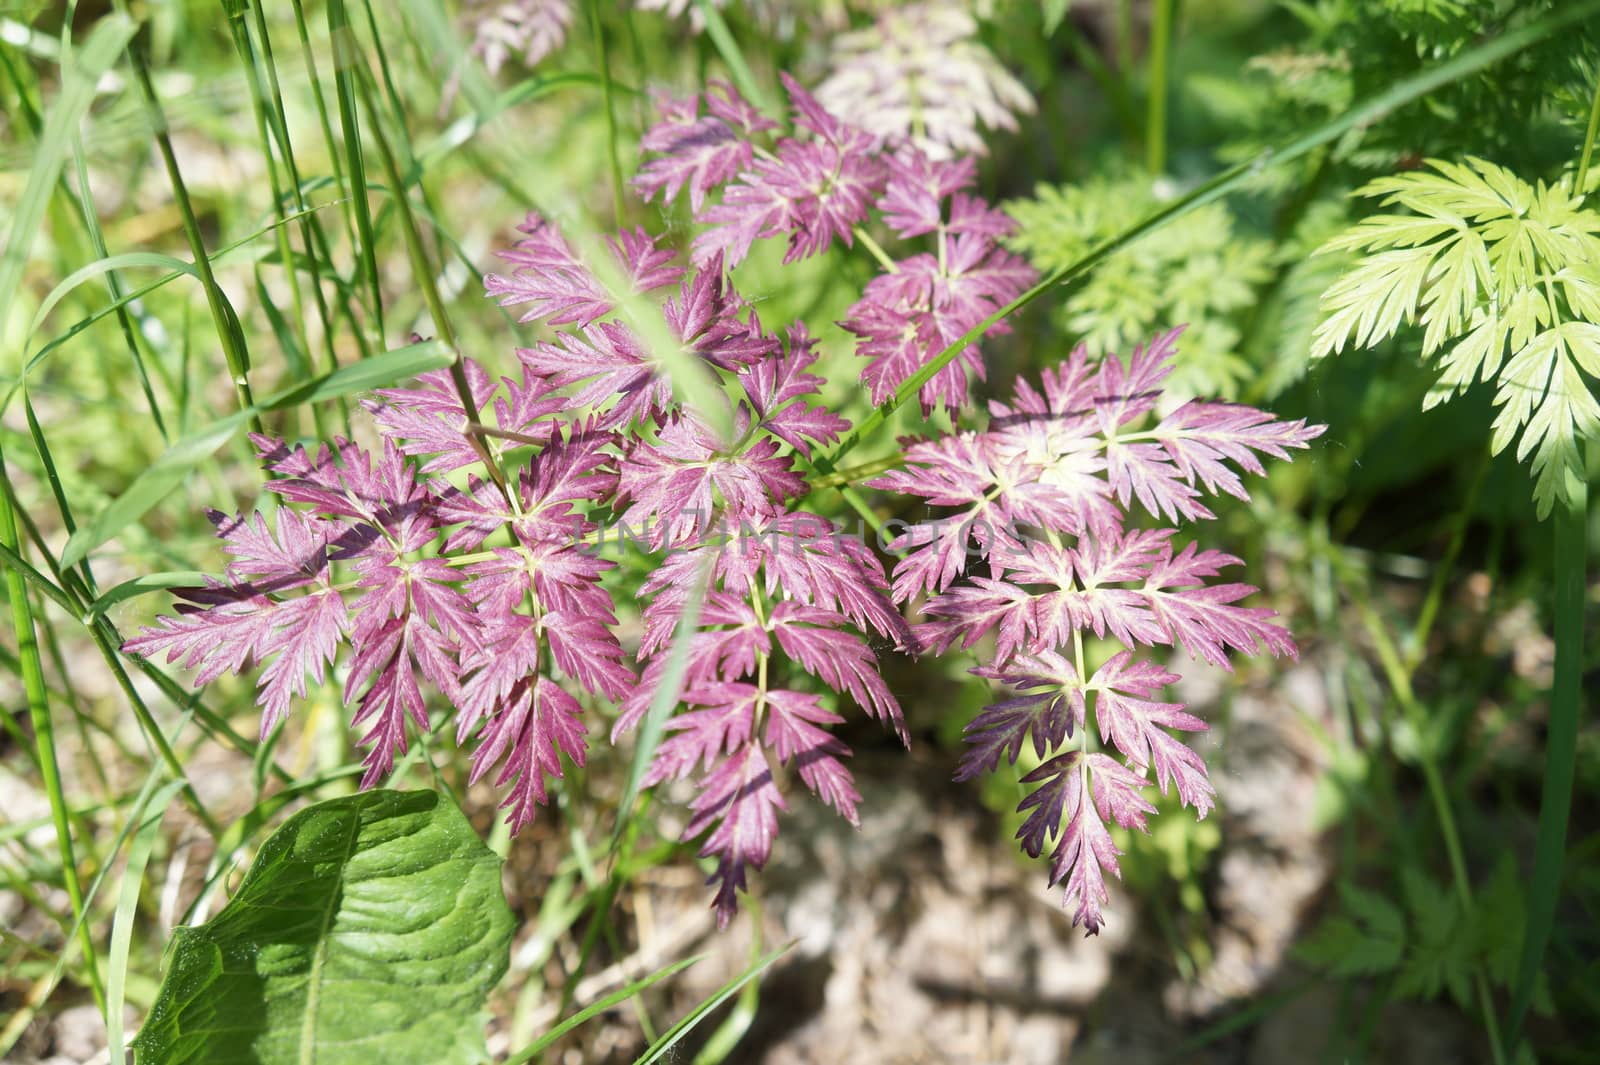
[1047,754,1154,934]
[647,681,760,784]
[485,212,613,327]
[771,601,904,739]
[684,741,785,928]
[959,649,1082,780]
[634,81,774,211]
[367,360,497,473]
[692,75,886,268]
[878,150,976,238]
[1141,542,1296,667]
[1089,652,1213,817]
[741,324,851,456]
[763,688,860,822]
[468,674,588,834]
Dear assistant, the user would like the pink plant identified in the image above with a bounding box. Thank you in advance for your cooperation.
[869,330,1321,930]
[126,76,1322,933]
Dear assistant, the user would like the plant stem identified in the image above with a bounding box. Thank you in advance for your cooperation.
[121,19,260,432]
[1575,69,1600,194]
[350,51,508,489]
[328,0,388,344]
[590,0,628,222]
[1357,594,1505,1065]
[853,226,899,274]
[1504,447,1588,1051]
[1503,71,1600,1055]
[1146,0,1173,174]
[695,0,771,116]
[1057,17,1141,149]
[0,441,103,1010]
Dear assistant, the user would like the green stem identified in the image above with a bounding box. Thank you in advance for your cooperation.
[1575,69,1600,194]
[1502,70,1600,1055]
[121,21,260,432]
[1146,0,1173,175]
[350,56,510,489]
[0,441,103,1010]
[1058,18,1141,150]
[853,226,899,274]
[246,0,344,381]
[1405,448,1489,675]
[695,0,771,115]
[590,0,628,222]
[1357,595,1505,1065]
[1504,448,1588,1051]
[808,453,906,489]
[328,0,388,344]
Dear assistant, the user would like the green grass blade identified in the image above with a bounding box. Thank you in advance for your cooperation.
[0,13,136,339]
[68,130,169,440]
[503,956,703,1064]
[13,203,334,394]
[105,778,188,1062]
[26,252,195,342]
[87,572,215,618]
[22,394,96,595]
[121,15,261,429]
[247,0,341,344]
[694,0,770,115]
[414,72,606,166]
[328,0,388,343]
[0,440,104,1010]
[633,944,793,1065]
[610,559,712,854]
[590,0,628,220]
[59,338,453,568]
[692,895,763,1064]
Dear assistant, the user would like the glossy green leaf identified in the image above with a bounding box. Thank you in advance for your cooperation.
[133,789,512,1065]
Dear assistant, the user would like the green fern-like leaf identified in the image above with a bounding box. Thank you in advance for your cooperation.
[1005,176,1273,399]
[1296,882,1406,977]
[1312,157,1600,515]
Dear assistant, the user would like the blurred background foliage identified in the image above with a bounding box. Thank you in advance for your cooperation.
[1,0,1597,1062]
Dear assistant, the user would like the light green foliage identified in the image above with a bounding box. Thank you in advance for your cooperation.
[1004,177,1273,399]
[1312,157,1600,516]
[1195,1,1597,184]
[132,789,513,1065]
[1298,858,1550,1014]
[1252,198,1352,396]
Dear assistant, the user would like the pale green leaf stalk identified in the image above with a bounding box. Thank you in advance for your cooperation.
[1504,69,1600,1059]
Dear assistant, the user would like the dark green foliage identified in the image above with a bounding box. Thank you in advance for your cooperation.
[133,790,513,1065]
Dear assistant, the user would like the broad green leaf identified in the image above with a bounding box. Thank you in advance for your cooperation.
[133,789,513,1065]
[60,339,453,568]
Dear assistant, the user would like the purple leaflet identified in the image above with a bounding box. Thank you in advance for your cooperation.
[634,80,775,211]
